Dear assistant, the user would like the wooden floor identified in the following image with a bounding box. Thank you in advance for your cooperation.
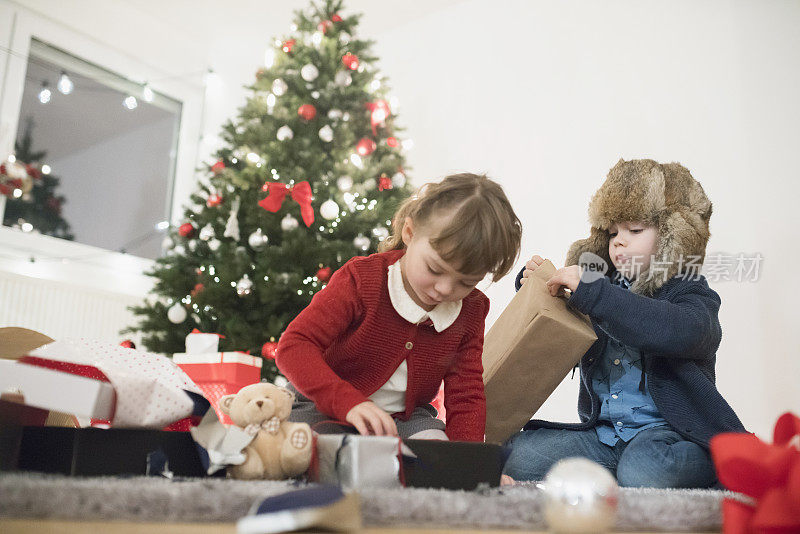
[0,519,718,533]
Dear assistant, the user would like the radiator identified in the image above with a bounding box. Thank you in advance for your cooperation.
[0,270,146,344]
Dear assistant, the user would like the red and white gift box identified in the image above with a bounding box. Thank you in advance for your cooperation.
[1,336,203,428]
[173,352,262,424]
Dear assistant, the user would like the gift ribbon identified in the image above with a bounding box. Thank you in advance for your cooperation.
[710,412,800,533]
[190,328,226,339]
[258,181,314,227]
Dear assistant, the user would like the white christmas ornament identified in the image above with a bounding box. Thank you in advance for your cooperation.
[319,125,334,142]
[173,244,186,255]
[311,90,320,99]
[161,237,174,250]
[167,303,187,324]
[339,32,352,45]
[335,71,352,87]
[542,458,619,534]
[336,175,353,191]
[236,274,254,297]
[208,238,221,251]
[281,214,299,231]
[328,109,343,120]
[353,234,370,251]
[271,78,288,96]
[248,228,269,249]
[320,199,340,220]
[224,197,241,241]
[199,223,215,241]
[277,125,294,141]
[301,64,319,82]
[391,172,406,188]
[372,226,389,241]
[188,239,198,252]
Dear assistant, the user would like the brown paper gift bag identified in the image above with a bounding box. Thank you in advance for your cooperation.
[482,260,597,443]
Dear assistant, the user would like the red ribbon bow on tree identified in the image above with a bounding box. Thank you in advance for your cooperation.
[366,100,391,135]
[258,181,314,227]
[710,412,800,534]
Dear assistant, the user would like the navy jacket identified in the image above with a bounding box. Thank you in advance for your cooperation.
[514,269,747,449]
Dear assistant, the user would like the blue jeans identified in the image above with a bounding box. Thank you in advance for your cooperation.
[503,425,717,488]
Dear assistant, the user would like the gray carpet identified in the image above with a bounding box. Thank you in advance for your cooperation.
[0,473,730,531]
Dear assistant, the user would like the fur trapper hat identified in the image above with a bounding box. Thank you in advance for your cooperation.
[565,158,712,296]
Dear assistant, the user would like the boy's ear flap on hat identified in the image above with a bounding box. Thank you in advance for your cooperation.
[565,227,611,269]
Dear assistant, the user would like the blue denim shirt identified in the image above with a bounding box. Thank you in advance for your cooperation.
[592,276,668,445]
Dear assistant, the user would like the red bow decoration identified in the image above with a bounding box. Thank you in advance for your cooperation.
[366,100,391,135]
[710,412,800,534]
[258,181,314,227]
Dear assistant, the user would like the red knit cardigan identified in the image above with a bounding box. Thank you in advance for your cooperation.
[276,249,489,441]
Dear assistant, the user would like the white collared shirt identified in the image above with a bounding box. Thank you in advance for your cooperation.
[367,260,463,413]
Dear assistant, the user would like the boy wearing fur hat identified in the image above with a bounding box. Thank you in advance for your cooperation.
[503,159,746,488]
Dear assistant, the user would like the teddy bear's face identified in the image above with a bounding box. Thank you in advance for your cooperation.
[219,383,294,428]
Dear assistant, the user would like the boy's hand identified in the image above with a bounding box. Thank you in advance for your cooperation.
[519,255,547,286]
[346,401,398,437]
[546,265,582,297]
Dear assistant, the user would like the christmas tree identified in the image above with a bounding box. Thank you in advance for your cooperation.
[1,118,73,239]
[125,0,413,381]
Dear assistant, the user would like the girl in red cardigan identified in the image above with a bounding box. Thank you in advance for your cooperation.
[276,173,522,441]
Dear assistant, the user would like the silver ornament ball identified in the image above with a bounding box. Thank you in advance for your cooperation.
[320,199,340,220]
[319,125,334,143]
[208,238,221,251]
[199,223,215,242]
[301,64,319,82]
[336,175,353,191]
[542,457,619,534]
[248,228,269,249]
[335,70,352,87]
[391,172,406,188]
[277,125,294,141]
[271,78,288,96]
[353,234,371,251]
[236,274,254,297]
[281,214,299,231]
[167,303,187,324]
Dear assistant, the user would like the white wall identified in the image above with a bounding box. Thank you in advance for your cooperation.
[371,0,800,439]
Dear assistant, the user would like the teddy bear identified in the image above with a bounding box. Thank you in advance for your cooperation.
[219,382,313,480]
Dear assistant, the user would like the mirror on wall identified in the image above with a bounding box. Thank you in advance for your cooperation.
[2,39,182,259]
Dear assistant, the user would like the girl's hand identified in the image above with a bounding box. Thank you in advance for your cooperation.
[345,401,398,437]
[546,265,582,297]
[519,255,547,286]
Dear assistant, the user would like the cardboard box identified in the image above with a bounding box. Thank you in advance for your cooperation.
[0,425,211,477]
[310,434,505,491]
[173,352,262,424]
[482,260,598,443]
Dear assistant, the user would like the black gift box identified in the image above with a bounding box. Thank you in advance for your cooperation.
[0,425,210,477]
[402,439,507,490]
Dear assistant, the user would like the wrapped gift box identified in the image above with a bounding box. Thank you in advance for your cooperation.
[173,352,262,424]
[310,434,505,491]
[185,331,220,354]
[0,424,212,477]
[0,328,204,429]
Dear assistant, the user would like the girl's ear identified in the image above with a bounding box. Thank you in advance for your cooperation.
[401,217,415,246]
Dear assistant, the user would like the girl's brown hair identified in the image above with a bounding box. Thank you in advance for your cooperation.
[379,173,522,281]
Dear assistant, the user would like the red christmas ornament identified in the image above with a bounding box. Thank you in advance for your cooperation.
[342,53,359,71]
[331,13,342,23]
[211,160,225,174]
[120,340,136,349]
[317,20,332,33]
[378,176,393,191]
[386,136,399,148]
[316,266,332,282]
[25,164,41,180]
[178,222,196,238]
[190,283,205,298]
[206,194,222,207]
[261,341,278,360]
[355,137,377,156]
[298,104,317,121]
[281,39,296,53]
